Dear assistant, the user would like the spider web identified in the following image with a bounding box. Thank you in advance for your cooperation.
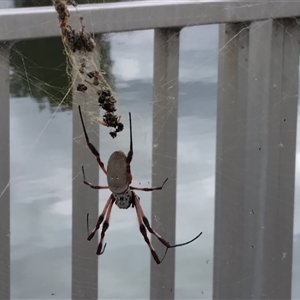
[1,1,300,300]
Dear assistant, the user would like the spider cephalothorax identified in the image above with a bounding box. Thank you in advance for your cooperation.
[113,188,133,209]
[79,105,202,264]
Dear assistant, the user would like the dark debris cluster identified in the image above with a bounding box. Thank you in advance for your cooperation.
[54,0,95,52]
[53,0,124,138]
[65,25,96,53]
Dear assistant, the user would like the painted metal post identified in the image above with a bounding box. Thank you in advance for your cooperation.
[213,23,250,299]
[151,28,180,300]
[214,19,299,299]
[72,50,100,299]
[0,42,11,300]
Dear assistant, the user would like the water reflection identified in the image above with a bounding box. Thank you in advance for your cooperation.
[13,0,120,8]
[9,21,300,300]
[10,34,114,112]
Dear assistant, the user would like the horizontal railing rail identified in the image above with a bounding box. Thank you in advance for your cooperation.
[1,1,300,41]
[0,1,299,300]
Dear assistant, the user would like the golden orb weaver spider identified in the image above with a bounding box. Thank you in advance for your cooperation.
[79,105,202,264]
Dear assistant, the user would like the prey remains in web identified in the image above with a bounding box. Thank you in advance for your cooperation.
[53,0,123,138]
[79,106,203,264]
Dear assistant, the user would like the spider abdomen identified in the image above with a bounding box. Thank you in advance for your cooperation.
[107,150,129,194]
[113,189,133,209]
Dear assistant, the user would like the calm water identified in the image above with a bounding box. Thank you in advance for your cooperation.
[5,8,300,300]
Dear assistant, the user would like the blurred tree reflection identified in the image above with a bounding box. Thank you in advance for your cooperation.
[11,0,116,111]
[14,0,119,8]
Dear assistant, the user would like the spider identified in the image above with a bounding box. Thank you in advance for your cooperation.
[78,105,202,264]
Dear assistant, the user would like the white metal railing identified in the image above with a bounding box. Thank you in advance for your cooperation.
[0,1,299,300]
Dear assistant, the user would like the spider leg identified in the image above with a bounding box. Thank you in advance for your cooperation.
[82,166,109,190]
[78,105,107,175]
[133,195,162,264]
[87,195,113,241]
[126,112,133,164]
[130,178,168,192]
[134,195,202,264]
[86,213,107,255]
[96,197,114,255]
[134,196,170,248]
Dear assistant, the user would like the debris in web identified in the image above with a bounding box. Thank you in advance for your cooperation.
[53,0,124,138]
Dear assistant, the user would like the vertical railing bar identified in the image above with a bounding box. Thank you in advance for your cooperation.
[0,41,11,300]
[275,18,300,299]
[213,23,250,299]
[151,28,180,300]
[71,48,100,299]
